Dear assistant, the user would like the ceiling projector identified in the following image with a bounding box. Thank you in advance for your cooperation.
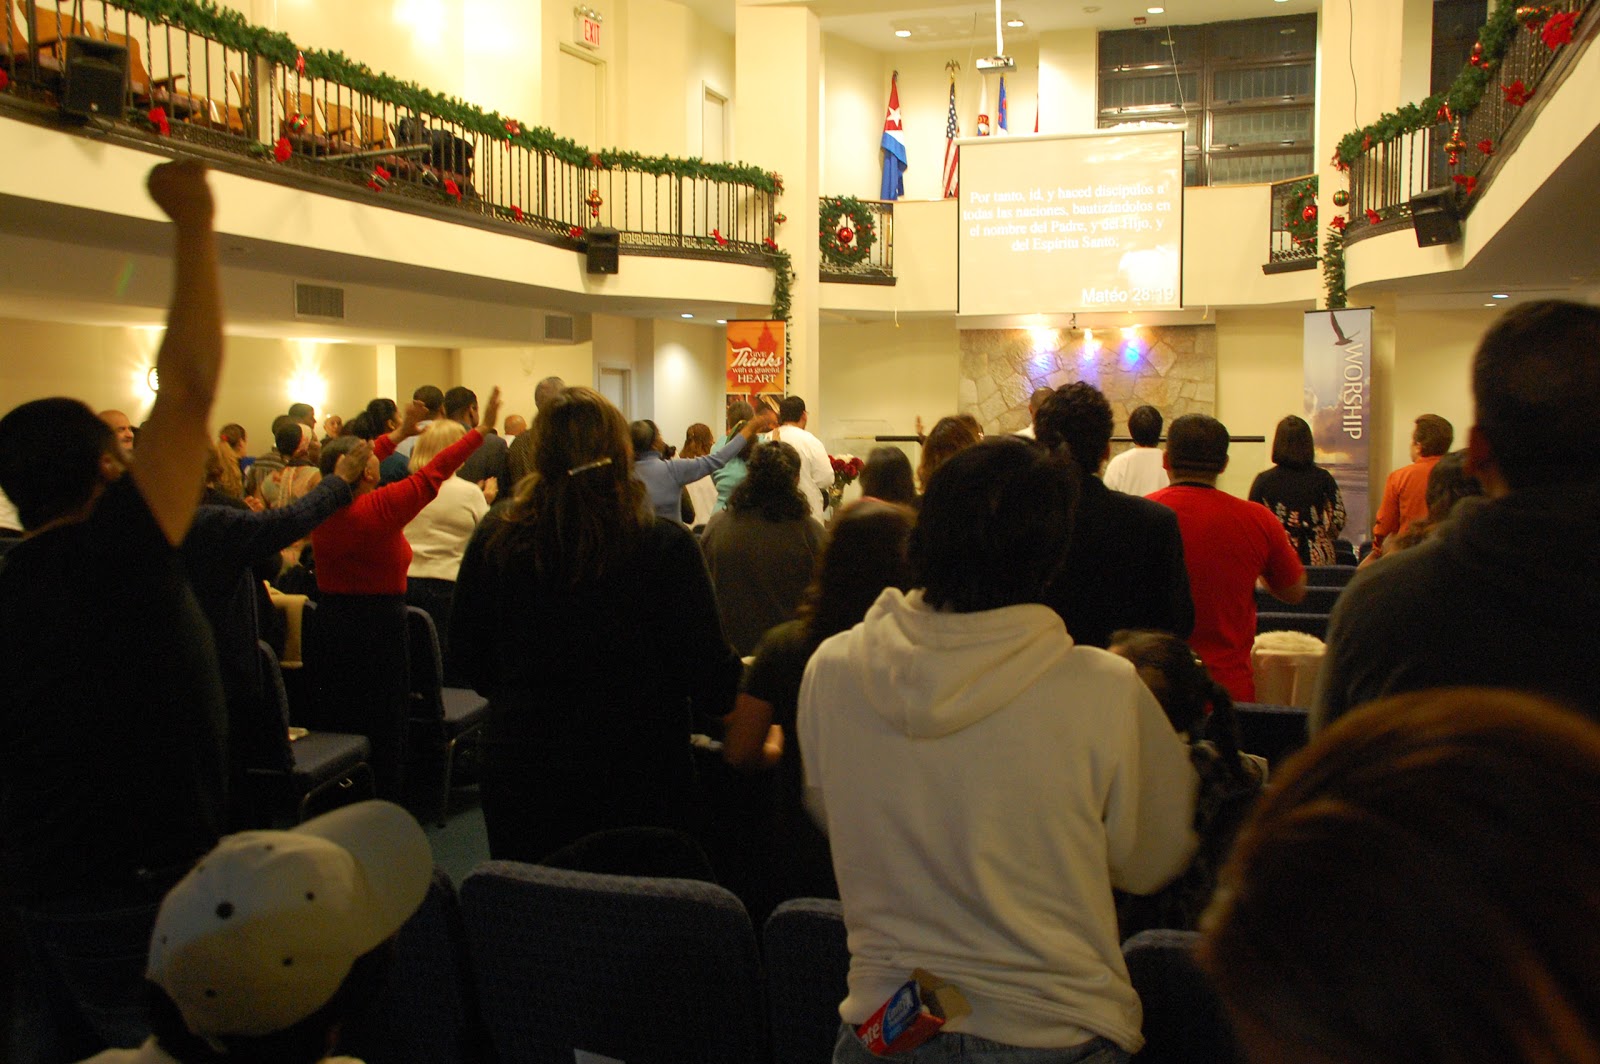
[976,55,1016,72]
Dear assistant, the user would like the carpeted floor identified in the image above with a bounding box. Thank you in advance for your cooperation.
[425,788,490,885]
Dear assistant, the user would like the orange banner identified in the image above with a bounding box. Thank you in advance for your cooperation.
[725,319,786,419]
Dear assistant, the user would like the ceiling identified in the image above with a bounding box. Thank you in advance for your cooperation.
[677,0,1321,49]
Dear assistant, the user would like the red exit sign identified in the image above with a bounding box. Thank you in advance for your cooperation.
[576,10,602,49]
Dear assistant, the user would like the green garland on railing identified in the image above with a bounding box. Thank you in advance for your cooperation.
[1333,0,1557,167]
[1322,225,1347,310]
[766,246,794,322]
[108,0,782,192]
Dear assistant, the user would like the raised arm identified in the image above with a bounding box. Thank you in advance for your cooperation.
[668,408,773,486]
[374,400,429,460]
[208,441,368,563]
[130,161,223,546]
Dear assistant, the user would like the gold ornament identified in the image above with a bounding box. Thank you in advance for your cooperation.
[586,188,603,219]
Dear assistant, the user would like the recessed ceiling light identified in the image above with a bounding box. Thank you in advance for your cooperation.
[1147,6,1164,12]
[1492,293,1509,299]
[1483,303,1497,307]
[681,313,694,319]
[1007,18,1025,28]
[716,319,728,325]
[894,28,911,37]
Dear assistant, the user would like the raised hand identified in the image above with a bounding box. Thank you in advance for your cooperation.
[335,439,373,484]
[480,386,502,434]
[147,159,214,231]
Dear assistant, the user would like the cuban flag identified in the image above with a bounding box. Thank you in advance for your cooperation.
[997,76,1009,135]
[880,72,907,201]
[941,79,960,199]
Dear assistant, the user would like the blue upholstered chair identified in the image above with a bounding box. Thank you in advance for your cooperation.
[339,867,484,1064]
[1253,585,1343,615]
[248,640,373,823]
[405,606,489,825]
[1254,610,1330,640]
[460,860,767,1064]
[764,898,850,1064]
[1123,929,1243,1064]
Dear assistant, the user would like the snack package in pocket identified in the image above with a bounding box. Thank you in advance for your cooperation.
[855,969,970,1056]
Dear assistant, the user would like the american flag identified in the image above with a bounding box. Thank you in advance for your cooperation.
[941,80,960,199]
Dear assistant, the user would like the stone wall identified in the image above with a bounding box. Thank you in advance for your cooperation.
[959,326,1218,436]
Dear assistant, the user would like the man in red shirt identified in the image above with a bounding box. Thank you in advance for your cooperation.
[1370,413,1453,559]
[1149,415,1307,701]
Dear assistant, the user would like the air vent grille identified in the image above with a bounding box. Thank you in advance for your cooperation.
[294,282,346,320]
[543,313,577,343]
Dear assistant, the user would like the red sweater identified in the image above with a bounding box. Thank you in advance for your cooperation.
[311,429,483,596]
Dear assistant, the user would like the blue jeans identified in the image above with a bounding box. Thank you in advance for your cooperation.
[9,892,164,1064]
[833,1023,1132,1064]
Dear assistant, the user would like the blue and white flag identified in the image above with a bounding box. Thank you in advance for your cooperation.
[880,72,906,201]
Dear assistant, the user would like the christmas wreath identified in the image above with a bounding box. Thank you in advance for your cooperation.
[819,196,877,267]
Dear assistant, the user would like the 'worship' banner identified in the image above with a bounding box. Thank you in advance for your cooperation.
[1304,308,1373,548]
[725,319,786,422]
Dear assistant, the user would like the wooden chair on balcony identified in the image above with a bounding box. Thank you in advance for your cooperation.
[4,1,71,85]
[277,87,347,156]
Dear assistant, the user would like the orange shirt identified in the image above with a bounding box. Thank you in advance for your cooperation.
[1373,454,1442,545]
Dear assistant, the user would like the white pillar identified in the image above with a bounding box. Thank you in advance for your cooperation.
[735,2,822,420]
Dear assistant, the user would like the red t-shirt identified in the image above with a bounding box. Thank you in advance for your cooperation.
[1147,483,1305,701]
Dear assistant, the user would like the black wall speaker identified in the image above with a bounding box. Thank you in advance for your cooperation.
[62,35,129,120]
[1409,187,1462,248]
[585,227,620,275]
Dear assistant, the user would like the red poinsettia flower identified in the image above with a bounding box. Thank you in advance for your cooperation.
[504,120,521,136]
[712,228,728,246]
[366,165,391,192]
[1330,214,1347,231]
[762,237,778,251]
[1502,80,1534,106]
[1452,174,1479,196]
[1542,11,1577,48]
[273,136,292,163]
[148,107,169,136]
[1477,138,1495,156]
[510,205,524,222]
[444,179,462,200]
[0,69,10,92]
[569,226,585,239]
[1365,208,1382,226]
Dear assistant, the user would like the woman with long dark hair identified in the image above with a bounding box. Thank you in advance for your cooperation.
[719,500,916,915]
[1107,629,1264,936]
[858,445,917,507]
[1249,415,1346,565]
[916,415,982,495]
[700,441,825,656]
[451,386,743,862]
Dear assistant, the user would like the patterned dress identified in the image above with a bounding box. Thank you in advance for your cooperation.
[1249,463,1347,565]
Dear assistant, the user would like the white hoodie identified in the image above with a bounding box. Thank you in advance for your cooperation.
[798,588,1198,1052]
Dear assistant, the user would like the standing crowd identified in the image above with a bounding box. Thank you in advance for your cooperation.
[3,162,1599,1064]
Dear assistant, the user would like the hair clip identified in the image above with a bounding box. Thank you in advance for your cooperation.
[568,457,613,476]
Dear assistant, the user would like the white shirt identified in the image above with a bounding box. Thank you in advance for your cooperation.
[1014,423,1036,439]
[1103,445,1169,496]
[404,476,489,581]
[799,589,1198,1052]
[768,421,834,519]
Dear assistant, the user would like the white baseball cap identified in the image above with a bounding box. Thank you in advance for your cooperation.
[146,800,432,1039]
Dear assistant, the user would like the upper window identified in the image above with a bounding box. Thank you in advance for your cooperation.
[1098,13,1317,187]
[1432,0,1489,94]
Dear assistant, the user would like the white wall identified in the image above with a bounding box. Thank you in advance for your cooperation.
[818,317,961,453]
[457,341,597,427]
[822,34,888,200]
[0,317,380,445]
[648,320,725,442]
